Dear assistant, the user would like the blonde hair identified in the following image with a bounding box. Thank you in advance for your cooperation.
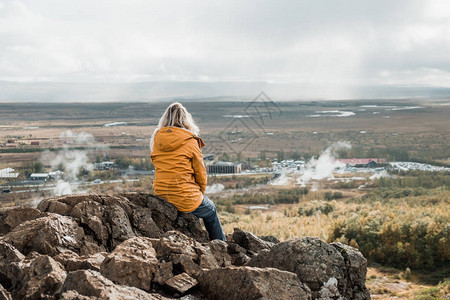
[150,102,199,152]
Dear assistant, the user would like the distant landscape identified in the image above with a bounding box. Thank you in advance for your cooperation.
[0,97,449,299]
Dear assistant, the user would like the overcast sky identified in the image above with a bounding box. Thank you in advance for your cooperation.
[1,0,450,99]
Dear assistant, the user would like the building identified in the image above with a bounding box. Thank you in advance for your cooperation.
[30,173,49,180]
[337,158,386,168]
[207,161,242,174]
[48,171,63,180]
[0,168,19,179]
[94,161,115,170]
[30,141,40,146]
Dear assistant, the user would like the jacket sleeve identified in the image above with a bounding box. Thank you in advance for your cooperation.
[191,139,207,194]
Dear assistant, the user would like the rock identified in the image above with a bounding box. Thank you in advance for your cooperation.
[38,193,209,250]
[208,240,231,267]
[164,273,197,294]
[0,213,101,256]
[331,242,370,299]
[232,228,274,255]
[226,242,250,266]
[155,231,218,278]
[0,207,42,235]
[10,255,67,300]
[61,269,159,299]
[55,251,107,272]
[246,237,347,298]
[105,204,135,249]
[317,277,342,300]
[0,284,12,300]
[71,200,109,247]
[131,208,163,238]
[258,235,280,244]
[59,290,95,300]
[100,237,173,291]
[123,193,209,243]
[0,193,370,299]
[0,241,25,289]
[198,266,311,300]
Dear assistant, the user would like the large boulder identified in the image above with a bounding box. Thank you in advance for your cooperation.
[0,213,102,256]
[0,207,42,235]
[198,266,312,300]
[246,237,352,298]
[9,255,66,300]
[155,231,219,278]
[55,251,107,272]
[61,269,159,299]
[331,242,370,299]
[0,242,25,290]
[123,193,209,242]
[100,236,173,291]
[37,193,209,249]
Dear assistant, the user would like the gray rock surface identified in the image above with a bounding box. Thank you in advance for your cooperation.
[198,266,312,300]
[246,236,370,299]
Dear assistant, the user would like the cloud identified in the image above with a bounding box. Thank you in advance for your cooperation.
[1,0,450,95]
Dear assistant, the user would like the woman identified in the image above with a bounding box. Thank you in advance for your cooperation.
[150,102,226,241]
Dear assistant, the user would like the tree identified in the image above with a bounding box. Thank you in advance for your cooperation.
[277,150,285,162]
[33,161,44,173]
[259,150,266,160]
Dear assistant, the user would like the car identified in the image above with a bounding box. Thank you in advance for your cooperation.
[93,179,101,184]
[1,188,11,193]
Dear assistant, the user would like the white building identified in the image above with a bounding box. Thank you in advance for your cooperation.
[0,168,19,178]
[30,173,49,180]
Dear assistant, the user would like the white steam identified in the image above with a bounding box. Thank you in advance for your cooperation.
[298,142,351,187]
[54,180,72,196]
[46,150,93,180]
[41,130,108,196]
[60,130,97,144]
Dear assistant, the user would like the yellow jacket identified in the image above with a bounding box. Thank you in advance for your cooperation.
[151,126,206,212]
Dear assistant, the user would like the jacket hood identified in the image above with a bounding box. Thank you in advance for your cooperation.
[154,127,203,152]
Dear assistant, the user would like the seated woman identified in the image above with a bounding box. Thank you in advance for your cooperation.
[150,102,226,241]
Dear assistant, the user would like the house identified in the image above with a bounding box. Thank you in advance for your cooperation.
[31,141,40,146]
[48,171,63,180]
[30,173,49,180]
[5,143,17,148]
[337,158,386,168]
[94,161,115,170]
[207,162,242,174]
[0,168,19,178]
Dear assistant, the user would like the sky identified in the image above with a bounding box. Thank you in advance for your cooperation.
[1,0,450,100]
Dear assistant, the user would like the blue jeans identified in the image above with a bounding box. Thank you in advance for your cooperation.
[191,195,226,241]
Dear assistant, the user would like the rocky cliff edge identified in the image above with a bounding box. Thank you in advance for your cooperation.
[0,193,370,300]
